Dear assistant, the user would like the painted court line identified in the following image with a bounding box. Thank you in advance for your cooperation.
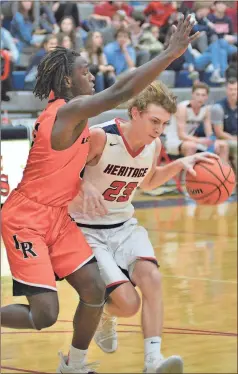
[56,320,237,336]
[1,329,236,337]
[1,366,48,374]
[162,274,237,284]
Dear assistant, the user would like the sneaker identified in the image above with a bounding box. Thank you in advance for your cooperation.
[56,352,98,373]
[144,355,183,373]
[94,314,118,353]
[210,70,226,84]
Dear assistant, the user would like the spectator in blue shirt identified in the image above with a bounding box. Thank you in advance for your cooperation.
[11,1,45,53]
[104,28,136,75]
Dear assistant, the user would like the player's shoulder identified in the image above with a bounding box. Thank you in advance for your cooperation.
[177,100,190,111]
[90,118,120,135]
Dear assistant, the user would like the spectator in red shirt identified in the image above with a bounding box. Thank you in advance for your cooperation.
[144,1,177,28]
[92,1,133,25]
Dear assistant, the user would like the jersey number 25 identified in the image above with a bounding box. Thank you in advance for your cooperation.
[103,181,138,202]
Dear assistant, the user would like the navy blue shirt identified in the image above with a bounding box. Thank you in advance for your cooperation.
[207,14,233,38]
[211,98,237,136]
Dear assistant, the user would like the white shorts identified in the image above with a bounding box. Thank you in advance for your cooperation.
[78,218,158,293]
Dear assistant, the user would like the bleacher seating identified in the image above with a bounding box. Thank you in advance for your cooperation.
[77,3,95,20]
[1,87,226,115]
[12,71,26,90]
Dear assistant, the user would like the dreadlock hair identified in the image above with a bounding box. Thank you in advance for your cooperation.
[33,47,80,101]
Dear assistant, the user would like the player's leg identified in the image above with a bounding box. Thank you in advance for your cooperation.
[214,139,229,162]
[118,221,183,373]
[1,291,59,330]
[131,260,183,373]
[1,222,59,330]
[93,247,141,354]
[51,220,105,372]
[78,225,140,354]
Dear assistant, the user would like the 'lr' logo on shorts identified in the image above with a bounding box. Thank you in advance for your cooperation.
[13,235,37,259]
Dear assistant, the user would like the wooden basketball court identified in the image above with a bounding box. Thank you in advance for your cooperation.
[1,192,237,373]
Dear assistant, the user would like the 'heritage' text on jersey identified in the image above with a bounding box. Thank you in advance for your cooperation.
[104,164,148,178]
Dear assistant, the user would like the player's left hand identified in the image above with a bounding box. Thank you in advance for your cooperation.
[180,152,219,177]
[78,180,108,217]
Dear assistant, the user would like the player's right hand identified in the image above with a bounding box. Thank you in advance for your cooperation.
[79,180,108,218]
[166,14,200,59]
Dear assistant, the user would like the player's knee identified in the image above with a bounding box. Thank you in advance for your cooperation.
[121,293,140,317]
[33,307,59,330]
[139,268,162,296]
[80,273,106,305]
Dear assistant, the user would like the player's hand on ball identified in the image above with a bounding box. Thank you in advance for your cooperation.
[180,152,219,177]
[167,14,200,59]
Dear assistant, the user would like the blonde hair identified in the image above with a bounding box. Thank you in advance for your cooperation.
[128,81,177,119]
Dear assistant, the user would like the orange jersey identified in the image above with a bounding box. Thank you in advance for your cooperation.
[17,97,90,206]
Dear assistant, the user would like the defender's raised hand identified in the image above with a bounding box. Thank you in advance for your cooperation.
[167,14,200,59]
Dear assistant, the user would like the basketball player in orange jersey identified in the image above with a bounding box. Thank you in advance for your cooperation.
[69,82,219,373]
[1,15,199,373]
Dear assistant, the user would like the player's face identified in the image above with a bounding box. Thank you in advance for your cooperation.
[72,56,95,96]
[133,103,171,145]
[226,82,237,102]
[192,89,208,106]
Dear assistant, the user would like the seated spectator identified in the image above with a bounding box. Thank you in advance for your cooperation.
[52,1,80,28]
[81,31,116,92]
[129,11,151,66]
[92,1,133,23]
[59,15,86,51]
[11,1,45,53]
[101,12,128,45]
[87,1,133,32]
[1,15,19,101]
[144,1,177,28]
[167,82,229,162]
[208,1,236,44]
[191,2,217,52]
[184,38,237,83]
[57,33,74,49]
[137,25,164,59]
[39,1,59,35]
[104,28,136,75]
[211,77,237,173]
[24,34,58,90]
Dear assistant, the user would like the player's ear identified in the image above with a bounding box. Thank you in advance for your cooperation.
[64,76,72,88]
[131,106,140,120]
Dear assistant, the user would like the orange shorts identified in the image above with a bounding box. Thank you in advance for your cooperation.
[1,190,94,295]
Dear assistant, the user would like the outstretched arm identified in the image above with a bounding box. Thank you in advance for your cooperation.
[140,140,219,191]
[58,15,199,129]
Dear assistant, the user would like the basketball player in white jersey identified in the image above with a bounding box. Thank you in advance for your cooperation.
[69,82,218,373]
[175,82,229,160]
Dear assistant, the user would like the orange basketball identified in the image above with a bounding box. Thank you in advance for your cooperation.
[185,158,236,205]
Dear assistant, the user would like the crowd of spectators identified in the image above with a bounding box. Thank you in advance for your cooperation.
[1,0,237,101]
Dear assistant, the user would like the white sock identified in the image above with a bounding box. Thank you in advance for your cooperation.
[68,345,87,368]
[144,337,162,366]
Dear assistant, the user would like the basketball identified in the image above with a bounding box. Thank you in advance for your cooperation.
[185,158,236,205]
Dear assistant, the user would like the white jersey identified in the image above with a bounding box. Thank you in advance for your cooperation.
[70,119,156,225]
[182,100,207,135]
